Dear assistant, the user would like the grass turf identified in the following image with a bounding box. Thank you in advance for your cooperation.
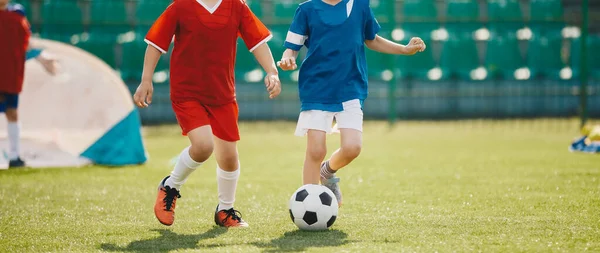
[0,120,599,252]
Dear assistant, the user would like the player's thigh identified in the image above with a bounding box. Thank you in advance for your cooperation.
[172,100,214,155]
[207,101,240,143]
[295,110,335,136]
[306,129,328,160]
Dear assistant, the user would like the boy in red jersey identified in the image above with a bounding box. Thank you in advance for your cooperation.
[0,0,57,168]
[134,0,281,227]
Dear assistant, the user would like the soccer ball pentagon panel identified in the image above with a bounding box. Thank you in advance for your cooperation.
[289,184,338,231]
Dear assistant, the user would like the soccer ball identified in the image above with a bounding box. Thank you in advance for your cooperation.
[288,184,338,231]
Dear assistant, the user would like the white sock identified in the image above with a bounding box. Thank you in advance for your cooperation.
[217,165,240,211]
[7,122,20,161]
[164,146,202,190]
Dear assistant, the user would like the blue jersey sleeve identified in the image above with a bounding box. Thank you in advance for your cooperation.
[364,7,380,41]
[284,7,309,51]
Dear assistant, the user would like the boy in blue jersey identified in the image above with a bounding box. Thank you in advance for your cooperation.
[278,0,426,206]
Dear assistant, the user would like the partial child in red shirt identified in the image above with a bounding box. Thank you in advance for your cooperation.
[0,0,57,168]
[133,0,281,228]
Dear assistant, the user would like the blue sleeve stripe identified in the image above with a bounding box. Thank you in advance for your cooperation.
[284,41,303,51]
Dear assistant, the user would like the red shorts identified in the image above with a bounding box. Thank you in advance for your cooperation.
[171,100,240,142]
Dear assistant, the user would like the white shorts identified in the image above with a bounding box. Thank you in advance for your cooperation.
[294,99,364,136]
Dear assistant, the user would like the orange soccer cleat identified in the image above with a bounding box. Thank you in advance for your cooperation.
[154,176,181,226]
[214,206,249,228]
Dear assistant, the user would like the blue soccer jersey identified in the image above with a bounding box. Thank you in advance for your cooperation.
[284,0,380,112]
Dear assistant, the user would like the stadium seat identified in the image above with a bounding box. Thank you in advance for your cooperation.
[235,41,261,83]
[529,0,563,21]
[74,32,117,68]
[40,0,84,43]
[571,35,600,80]
[440,26,480,79]
[485,26,524,79]
[487,0,523,22]
[401,0,437,21]
[369,0,394,23]
[396,23,437,80]
[246,0,263,18]
[90,0,131,34]
[526,26,564,79]
[135,0,170,25]
[446,0,479,21]
[274,0,300,22]
[120,32,147,81]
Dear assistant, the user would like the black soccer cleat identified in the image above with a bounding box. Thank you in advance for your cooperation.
[9,158,26,168]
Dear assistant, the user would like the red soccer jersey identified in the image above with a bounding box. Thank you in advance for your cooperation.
[145,0,272,105]
[0,7,30,94]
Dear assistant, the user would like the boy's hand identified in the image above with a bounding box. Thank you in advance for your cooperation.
[405,37,426,55]
[264,73,281,99]
[37,55,59,76]
[133,81,154,108]
[277,57,297,71]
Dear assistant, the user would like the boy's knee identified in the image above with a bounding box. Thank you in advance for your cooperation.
[189,141,213,162]
[5,109,17,122]
[218,150,239,171]
[307,146,327,162]
[341,143,361,159]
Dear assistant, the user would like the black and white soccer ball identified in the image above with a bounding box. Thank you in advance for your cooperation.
[288,184,338,231]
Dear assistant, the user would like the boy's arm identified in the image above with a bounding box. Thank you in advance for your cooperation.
[135,3,177,108]
[133,46,161,108]
[365,35,426,55]
[252,43,282,99]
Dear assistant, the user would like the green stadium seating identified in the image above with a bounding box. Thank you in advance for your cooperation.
[396,23,437,79]
[135,0,170,25]
[440,26,480,79]
[446,0,479,21]
[75,31,117,68]
[235,40,260,82]
[40,0,84,42]
[41,0,83,24]
[90,0,130,34]
[487,0,522,21]
[246,0,263,18]
[570,35,600,79]
[485,26,523,79]
[526,25,564,79]
[401,0,437,21]
[369,0,394,23]
[120,32,147,81]
[274,0,300,22]
[529,0,563,21]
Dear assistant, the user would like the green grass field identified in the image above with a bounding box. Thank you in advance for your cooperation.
[1,120,599,252]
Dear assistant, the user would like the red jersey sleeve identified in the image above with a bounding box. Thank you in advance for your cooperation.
[145,3,178,54]
[238,2,272,52]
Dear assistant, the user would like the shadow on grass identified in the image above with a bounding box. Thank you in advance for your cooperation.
[100,227,227,253]
[252,229,349,252]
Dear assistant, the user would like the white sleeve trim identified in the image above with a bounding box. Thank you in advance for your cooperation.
[144,39,167,54]
[286,31,307,46]
[249,34,273,52]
